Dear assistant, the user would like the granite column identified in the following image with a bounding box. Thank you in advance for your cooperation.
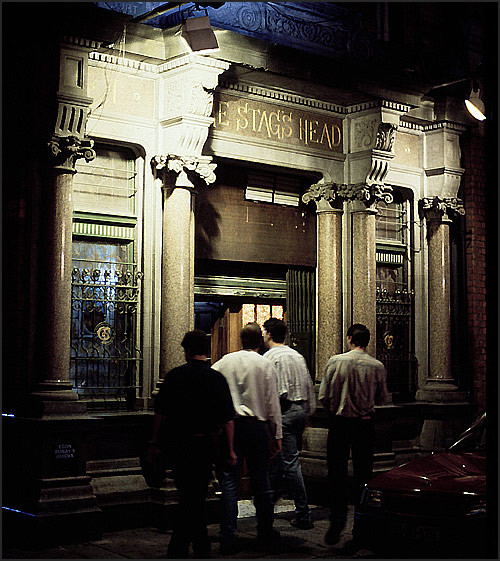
[350,201,378,358]
[302,184,344,380]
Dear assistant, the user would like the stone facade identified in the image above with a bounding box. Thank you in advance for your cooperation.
[3,1,492,544]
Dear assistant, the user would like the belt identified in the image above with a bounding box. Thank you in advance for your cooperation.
[280,399,305,413]
[235,416,266,423]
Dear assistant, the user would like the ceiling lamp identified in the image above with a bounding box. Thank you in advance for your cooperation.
[181,15,219,54]
[465,86,486,121]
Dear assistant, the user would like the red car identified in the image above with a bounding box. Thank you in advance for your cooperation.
[353,411,489,557]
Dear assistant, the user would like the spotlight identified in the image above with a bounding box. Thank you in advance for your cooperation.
[181,15,219,54]
[465,87,486,121]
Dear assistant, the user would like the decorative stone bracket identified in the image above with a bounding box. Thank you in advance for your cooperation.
[158,55,230,157]
[48,135,96,172]
[419,196,465,223]
[151,154,217,188]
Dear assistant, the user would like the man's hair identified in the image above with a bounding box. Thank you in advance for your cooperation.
[181,329,210,356]
[240,322,263,350]
[263,318,287,344]
[347,323,370,348]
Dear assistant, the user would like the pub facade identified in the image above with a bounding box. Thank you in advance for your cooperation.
[3,1,493,543]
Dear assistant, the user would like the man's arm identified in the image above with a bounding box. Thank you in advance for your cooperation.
[221,419,237,466]
[375,365,391,405]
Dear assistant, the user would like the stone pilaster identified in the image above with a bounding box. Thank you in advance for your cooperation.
[152,155,217,376]
[302,184,344,380]
[416,196,467,402]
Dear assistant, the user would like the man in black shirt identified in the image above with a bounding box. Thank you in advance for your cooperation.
[148,329,236,559]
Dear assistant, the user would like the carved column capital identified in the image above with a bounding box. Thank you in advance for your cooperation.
[419,196,465,223]
[151,154,217,188]
[48,135,95,172]
[303,181,393,211]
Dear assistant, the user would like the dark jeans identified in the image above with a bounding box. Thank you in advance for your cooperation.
[167,436,213,558]
[326,415,375,530]
[216,417,274,544]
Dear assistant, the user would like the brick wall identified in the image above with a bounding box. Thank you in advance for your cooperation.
[461,129,487,411]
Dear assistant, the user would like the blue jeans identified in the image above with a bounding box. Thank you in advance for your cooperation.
[274,401,311,522]
[217,418,275,544]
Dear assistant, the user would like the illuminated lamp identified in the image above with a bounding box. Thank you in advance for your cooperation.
[465,86,486,121]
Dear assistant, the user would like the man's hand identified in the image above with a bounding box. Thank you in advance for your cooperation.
[226,449,238,467]
[270,438,282,459]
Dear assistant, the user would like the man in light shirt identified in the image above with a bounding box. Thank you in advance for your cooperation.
[212,322,282,555]
[263,318,316,530]
[319,323,389,546]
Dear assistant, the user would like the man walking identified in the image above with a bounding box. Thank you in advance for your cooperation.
[262,317,316,530]
[319,324,389,546]
[148,330,236,559]
[212,322,282,555]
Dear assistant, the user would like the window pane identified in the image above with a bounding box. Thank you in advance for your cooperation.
[242,304,255,325]
[73,145,136,215]
[376,200,405,242]
[70,240,142,409]
[256,305,270,328]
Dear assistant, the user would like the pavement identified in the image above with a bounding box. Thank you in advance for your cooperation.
[4,502,379,560]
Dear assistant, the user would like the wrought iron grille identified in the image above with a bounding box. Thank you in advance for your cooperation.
[70,259,143,410]
[376,287,418,402]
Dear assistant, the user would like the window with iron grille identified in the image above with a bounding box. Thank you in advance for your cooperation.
[375,189,417,402]
[70,144,143,410]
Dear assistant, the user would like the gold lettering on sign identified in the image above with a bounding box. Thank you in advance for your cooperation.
[213,93,342,153]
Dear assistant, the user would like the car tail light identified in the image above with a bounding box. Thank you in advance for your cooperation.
[362,488,383,507]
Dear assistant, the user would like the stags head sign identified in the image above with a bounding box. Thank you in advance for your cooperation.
[213,92,343,153]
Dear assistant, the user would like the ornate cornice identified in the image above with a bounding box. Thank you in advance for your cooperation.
[219,81,344,115]
[151,155,217,186]
[48,135,96,172]
[303,181,393,208]
[419,196,465,222]
[346,99,413,115]
[89,52,158,74]
[423,121,467,133]
[158,54,230,74]
[62,35,102,50]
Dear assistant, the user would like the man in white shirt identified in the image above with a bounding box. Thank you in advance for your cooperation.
[263,318,316,530]
[212,322,282,555]
[319,323,389,546]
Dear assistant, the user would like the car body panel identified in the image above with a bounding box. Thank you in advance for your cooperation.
[353,412,487,556]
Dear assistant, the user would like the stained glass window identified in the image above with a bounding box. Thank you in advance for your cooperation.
[241,303,284,328]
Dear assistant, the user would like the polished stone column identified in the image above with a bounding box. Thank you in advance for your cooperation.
[303,184,344,380]
[153,155,216,377]
[350,200,378,358]
[317,208,344,380]
[161,183,195,374]
[31,136,95,414]
[417,197,466,402]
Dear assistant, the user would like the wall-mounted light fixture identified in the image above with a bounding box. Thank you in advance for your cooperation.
[180,15,219,53]
[465,85,486,121]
